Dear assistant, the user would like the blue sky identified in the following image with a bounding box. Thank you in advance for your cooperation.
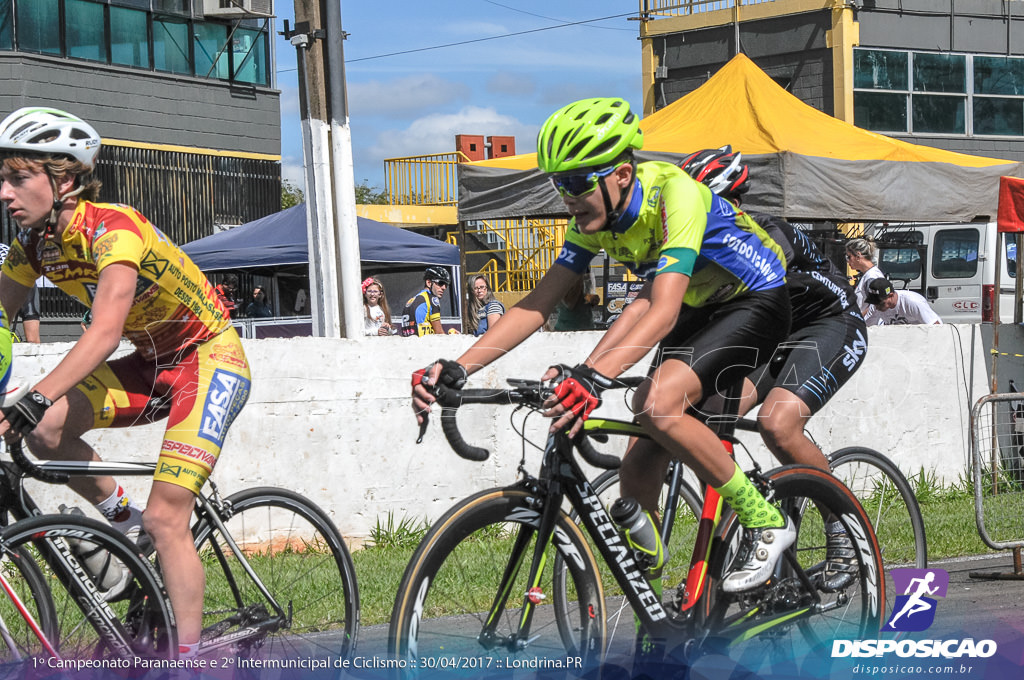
[273,1,641,191]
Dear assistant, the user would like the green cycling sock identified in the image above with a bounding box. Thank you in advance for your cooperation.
[714,463,785,529]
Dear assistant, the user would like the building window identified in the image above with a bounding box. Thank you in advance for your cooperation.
[111,6,150,68]
[17,0,60,55]
[66,0,108,63]
[153,15,191,75]
[0,1,270,87]
[0,1,12,51]
[855,48,1024,137]
[974,56,1024,136]
[194,22,229,79]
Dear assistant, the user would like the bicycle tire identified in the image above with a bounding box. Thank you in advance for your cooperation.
[701,465,884,676]
[553,467,703,657]
[0,546,60,677]
[190,487,359,660]
[389,487,606,667]
[828,447,927,570]
[0,513,177,662]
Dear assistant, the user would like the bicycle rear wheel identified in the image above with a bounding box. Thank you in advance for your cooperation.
[702,466,884,676]
[828,447,927,569]
[0,546,59,678]
[191,487,359,660]
[389,487,606,669]
[0,513,177,663]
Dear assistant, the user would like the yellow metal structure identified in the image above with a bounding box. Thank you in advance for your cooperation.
[448,218,568,293]
[383,151,468,206]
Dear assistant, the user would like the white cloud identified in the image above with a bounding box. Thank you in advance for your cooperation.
[364,106,537,162]
[348,74,471,118]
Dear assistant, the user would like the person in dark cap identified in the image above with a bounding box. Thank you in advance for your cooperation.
[864,277,941,325]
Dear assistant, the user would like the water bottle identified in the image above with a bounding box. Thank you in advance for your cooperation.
[610,497,666,572]
[59,505,130,599]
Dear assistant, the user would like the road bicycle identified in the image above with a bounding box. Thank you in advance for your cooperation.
[0,501,176,673]
[0,435,359,665]
[389,376,885,675]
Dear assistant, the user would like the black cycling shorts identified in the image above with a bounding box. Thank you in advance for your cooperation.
[652,286,791,403]
[749,308,867,414]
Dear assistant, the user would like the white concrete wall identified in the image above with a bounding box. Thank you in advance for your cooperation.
[11,323,986,545]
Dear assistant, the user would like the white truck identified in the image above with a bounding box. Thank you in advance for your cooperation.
[873,222,1018,323]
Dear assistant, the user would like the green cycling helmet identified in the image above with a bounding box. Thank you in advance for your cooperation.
[536,97,643,173]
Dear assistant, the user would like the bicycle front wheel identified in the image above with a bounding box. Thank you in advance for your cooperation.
[703,466,884,675]
[389,487,606,669]
[828,447,927,569]
[192,487,359,660]
[0,514,177,663]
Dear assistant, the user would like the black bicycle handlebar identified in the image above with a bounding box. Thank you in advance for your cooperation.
[8,439,70,484]
[428,380,625,469]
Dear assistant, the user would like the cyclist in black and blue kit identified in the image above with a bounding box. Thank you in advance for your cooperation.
[413,97,797,593]
[682,146,869,590]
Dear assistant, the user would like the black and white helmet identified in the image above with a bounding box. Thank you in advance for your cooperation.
[424,266,451,286]
[679,145,749,201]
[0,107,101,169]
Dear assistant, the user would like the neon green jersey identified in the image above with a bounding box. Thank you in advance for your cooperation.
[555,161,786,307]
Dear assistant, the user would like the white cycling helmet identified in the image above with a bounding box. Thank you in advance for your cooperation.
[0,107,101,169]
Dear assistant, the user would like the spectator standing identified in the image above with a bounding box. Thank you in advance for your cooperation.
[362,277,394,336]
[214,274,239,319]
[845,238,884,316]
[400,266,450,337]
[863,278,942,325]
[467,276,505,336]
[244,286,273,318]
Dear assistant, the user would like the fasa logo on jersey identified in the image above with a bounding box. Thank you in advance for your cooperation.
[884,568,949,632]
[199,369,251,448]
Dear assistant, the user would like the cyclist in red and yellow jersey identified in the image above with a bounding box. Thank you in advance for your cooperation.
[0,107,251,657]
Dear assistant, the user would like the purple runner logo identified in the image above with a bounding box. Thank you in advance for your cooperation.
[884,568,949,632]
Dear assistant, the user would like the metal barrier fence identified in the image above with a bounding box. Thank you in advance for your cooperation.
[970,392,1024,551]
[383,152,468,206]
[641,0,776,16]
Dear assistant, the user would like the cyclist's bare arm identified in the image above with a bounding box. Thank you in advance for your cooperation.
[0,275,31,327]
[29,264,135,402]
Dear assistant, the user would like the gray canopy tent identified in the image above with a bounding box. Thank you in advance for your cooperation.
[458,54,1023,224]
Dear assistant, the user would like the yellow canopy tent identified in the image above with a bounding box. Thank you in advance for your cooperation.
[458,54,1022,222]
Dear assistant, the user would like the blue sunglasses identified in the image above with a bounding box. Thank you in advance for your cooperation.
[550,165,619,198]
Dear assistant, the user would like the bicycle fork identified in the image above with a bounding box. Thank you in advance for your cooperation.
[478,476,563,652]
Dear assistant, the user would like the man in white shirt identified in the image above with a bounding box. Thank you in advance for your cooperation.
[863,278,942,326]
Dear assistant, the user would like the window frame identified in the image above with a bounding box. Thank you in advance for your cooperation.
[853,47,1024,138]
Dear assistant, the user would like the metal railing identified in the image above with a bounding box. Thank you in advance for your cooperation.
[451,218,569,292]
[970,393,1024,551]
[383,151,469,206]
[640,0,776,17]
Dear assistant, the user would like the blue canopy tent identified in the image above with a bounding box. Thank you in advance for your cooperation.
[181,203,459,269]
[181,203,462,336]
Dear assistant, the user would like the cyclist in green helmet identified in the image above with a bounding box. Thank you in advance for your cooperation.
[413,96,795,595]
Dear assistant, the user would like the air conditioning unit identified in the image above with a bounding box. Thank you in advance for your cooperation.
[202,0,274,18]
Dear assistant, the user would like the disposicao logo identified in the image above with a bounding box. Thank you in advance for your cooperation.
[885,568,948,632]
[832,567,998,660]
